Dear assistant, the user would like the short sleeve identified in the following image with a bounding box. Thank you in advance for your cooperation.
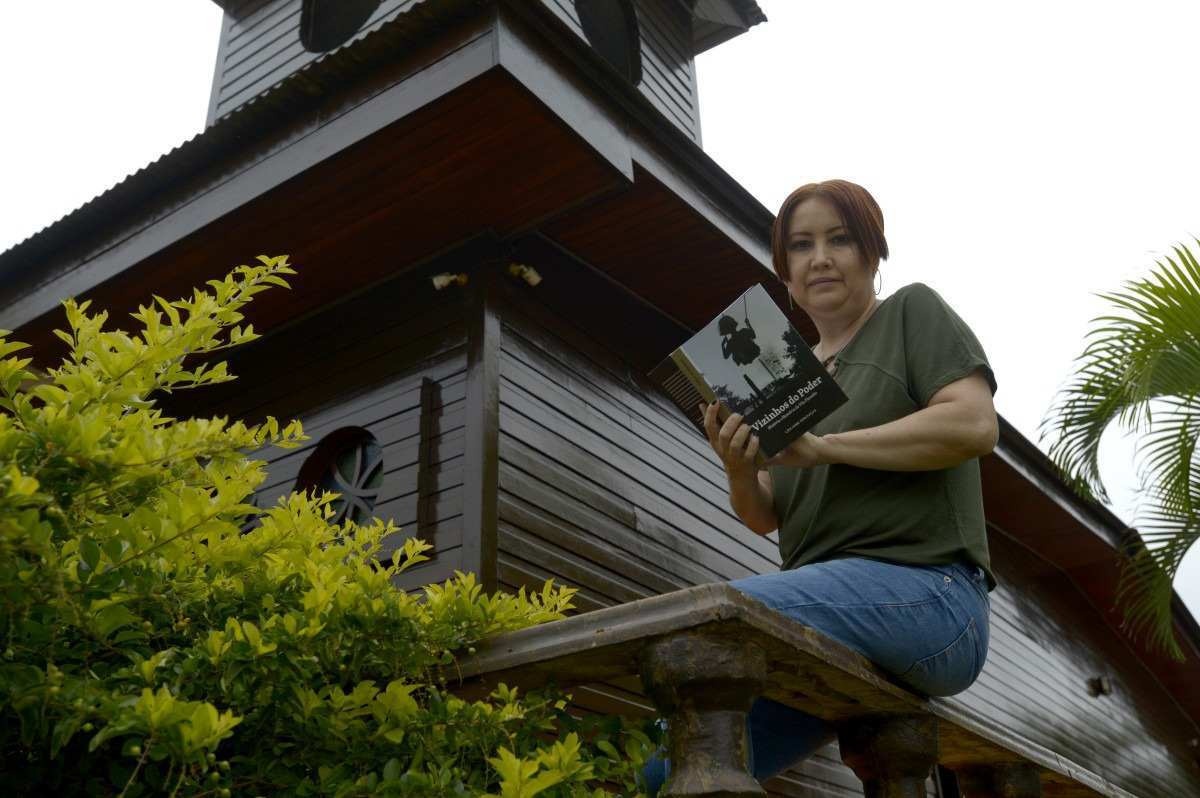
[901,283,997,406]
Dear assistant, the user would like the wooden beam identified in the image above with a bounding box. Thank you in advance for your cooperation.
[494,1,773,268]
[495,4,634,182]
[462,264,503,592]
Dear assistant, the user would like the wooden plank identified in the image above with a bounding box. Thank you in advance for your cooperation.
[391,544,463,592]
[259,400,466,488]
[497,473,715,591]
[501,330,725,488]
[416,377,439,542]
[498,411,773,576]
[500,348,734,515]
[497,558,609,616]
[382,516,463,563]
[494,359,746,541]
[498,523,643,606]
[499,390,778,571]
[499,436,740,583]
[373,484,462,531]
[496,288,710,461]
[207,324,467,422]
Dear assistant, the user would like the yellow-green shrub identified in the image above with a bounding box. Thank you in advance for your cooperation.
[0,257,650,796]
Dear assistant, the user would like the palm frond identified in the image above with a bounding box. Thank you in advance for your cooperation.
[1043,240,1200,659]
[1118,477,1200,660]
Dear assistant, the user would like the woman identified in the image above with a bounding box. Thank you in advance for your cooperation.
[642,180,998,793]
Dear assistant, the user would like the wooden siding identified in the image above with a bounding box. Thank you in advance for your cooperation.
[207,0,424,123]
[180,273,471,588]
[539,0,701,141]
[489,282,1200,796]
[955,530,1200,796]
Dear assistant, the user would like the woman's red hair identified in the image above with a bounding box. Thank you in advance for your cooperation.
[771,180,889,281]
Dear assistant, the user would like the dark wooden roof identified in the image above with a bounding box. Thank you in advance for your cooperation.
[0,0,491,298]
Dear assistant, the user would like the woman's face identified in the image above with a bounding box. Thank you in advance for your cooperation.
[783,196,876,317]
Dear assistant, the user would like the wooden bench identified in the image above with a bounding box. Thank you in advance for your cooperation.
[449,583,1138,797]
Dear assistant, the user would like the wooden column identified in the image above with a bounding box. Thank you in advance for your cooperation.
[639,632,767,798]
[838,714,938,798]
[462,263,502,593]
[956,763,1042,798]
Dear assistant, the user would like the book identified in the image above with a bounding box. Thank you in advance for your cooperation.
[649,283,848,460]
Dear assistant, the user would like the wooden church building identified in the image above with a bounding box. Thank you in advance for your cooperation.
[1,1,1198,795]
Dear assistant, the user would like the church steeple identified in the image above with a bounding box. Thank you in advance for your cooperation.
[206,0,764,141]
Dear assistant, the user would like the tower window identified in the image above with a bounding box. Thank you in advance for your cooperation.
[300,0,383,53]
[576,0,643,84]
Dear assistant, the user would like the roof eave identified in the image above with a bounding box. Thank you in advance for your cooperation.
[690,0,768,54]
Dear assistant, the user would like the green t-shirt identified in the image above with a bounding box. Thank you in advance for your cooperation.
[768,282,998,588]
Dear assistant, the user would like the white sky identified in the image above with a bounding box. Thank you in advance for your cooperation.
[0,2,1196,617]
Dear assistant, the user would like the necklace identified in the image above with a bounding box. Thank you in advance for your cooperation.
[816,300,880,370]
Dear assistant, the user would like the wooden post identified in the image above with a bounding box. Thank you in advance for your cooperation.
[956,763,1042,797]
[838,714,938,798]
[639,632,767,798]
[462,262,501,593]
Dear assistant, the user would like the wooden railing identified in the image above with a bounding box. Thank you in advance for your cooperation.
[450,583,1137,798]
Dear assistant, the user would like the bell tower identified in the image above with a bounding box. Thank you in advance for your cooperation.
[206,0,764,141]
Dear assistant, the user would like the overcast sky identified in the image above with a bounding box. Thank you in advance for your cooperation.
[1,2,1196,616]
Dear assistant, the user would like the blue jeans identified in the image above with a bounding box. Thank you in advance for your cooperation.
[640,558,990,795]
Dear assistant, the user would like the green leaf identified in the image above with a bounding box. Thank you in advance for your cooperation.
[94,605,140,639]
[80,538,101,572]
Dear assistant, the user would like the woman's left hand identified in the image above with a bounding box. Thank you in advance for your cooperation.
[764,433,831,469]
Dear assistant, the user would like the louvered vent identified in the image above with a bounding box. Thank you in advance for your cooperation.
[300,0,383,52]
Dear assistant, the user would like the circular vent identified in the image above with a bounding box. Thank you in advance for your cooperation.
[300,0,383,53]
[577,0,643,84]
[297,428,384,525]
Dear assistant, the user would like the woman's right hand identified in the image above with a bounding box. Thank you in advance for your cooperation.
[700,402,761,484]
[700,402,779,535]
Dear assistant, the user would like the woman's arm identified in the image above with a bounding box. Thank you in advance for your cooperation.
[702,402,780,535]
[768,370,998,472]
[729,470,778,536]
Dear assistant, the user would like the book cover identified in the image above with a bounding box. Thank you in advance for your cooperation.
[649,283,848,459]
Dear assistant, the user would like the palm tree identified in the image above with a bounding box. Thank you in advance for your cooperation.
[1041,241,1200,660]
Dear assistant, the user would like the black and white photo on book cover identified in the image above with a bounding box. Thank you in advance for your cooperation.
[652,283,847,460]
